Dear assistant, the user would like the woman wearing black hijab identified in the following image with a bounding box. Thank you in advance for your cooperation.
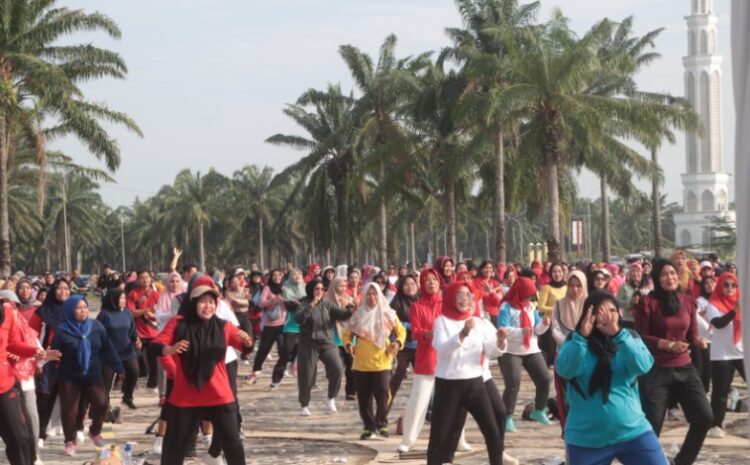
[633,259,712,465]
[388,274,419,409]
[97,288,141,409]
[557,291,664,465]
[150,280,253,465]
[29,278,71,443]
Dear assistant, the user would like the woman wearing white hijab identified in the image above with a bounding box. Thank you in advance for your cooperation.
[344,283,405,439]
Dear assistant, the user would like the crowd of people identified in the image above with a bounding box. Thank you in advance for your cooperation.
[0,248,744,465]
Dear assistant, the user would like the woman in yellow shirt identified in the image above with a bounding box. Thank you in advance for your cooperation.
[537,263,567,366]
[344,283,406,439]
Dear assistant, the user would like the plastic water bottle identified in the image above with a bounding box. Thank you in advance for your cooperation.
[728,388,740,411]
[123,442,134,465]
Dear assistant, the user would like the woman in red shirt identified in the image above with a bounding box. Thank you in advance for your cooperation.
[127,270,161,389]
[473,261,504,326]
[150,281,252,465]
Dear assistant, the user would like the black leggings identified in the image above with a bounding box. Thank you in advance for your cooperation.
[639,364,712,465]
[162,403,244,465]
[388,348,415,410]
[58,381,109,442]
[272,332,299,383]
[427,377,503,465]
[710,359,746,428]
[139,339,159,388]
[36,381,57,440]
[235,312,254,358]
[353,370,390,431]
[252,325,284,372]
[103,358,139,402]
[0,387,32,465]
[339,347,355,397]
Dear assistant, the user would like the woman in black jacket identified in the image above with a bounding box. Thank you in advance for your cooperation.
[295,278,352,416]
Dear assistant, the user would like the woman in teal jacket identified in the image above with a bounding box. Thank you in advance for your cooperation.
[556,291,666,465]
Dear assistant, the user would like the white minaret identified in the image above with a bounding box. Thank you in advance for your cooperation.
[673,0,734,248]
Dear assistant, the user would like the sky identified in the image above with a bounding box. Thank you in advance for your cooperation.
[55,0,736,207]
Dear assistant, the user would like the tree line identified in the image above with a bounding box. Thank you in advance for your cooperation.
[4,0,708,274]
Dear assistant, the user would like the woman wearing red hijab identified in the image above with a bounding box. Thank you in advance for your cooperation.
[705,273,744,438]
[473,261,504,326]
[427,282,509,465]
[435,256,456,288]
[303,263,321,284]
[497,276,553,431]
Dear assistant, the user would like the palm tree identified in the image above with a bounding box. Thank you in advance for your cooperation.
[339,34,430,267]
[165,170,226,272]
[266,84,357,263]
[445,0,540,262]
[0,1,142,274]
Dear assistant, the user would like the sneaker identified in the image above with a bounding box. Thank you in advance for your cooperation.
[708,426,726,438]
[247,373,257,385]
[378,427,390,438]
[238,425,245,439]
[530,408,552,425]
[122,399,137,410]
[205,454,226,465]
[33,460,45,465]
[37,438,44,449]
[505,416,516,433]
[270,382,279,389]
[397,444,409,453]
[457,440,472,451]
[311,383,320,391]
[201,434,212,447]
[299,406,311,416]
[503,451,520,465]
[76,430,85,444]
[360,430,373,440]
[345,394,356,401]
[325,398,337,413]
[88,433,106,447]
[153,436,163,455]
[666,408,680,421]
[64,442,76,456]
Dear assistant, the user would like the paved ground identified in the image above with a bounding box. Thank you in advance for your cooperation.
[35,351,749,465]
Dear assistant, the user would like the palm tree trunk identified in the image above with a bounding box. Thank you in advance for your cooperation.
[651,148,663,258]
[334,176,349,264]
[378,161,388,268]
[258,216,265,271]
[410,222,417,269]
[447,181,457,259]
[600,175,611,262]
[547,160,562,262]
[494,128,506,263]
[0,116,10,276]
[198,220,206,272]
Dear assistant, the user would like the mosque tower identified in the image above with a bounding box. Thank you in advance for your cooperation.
[673,0,735,248]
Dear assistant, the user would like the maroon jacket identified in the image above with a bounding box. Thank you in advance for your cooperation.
[634,293,700,368]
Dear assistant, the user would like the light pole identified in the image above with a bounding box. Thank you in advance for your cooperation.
[120,214,126,272]
[505,214,524,262]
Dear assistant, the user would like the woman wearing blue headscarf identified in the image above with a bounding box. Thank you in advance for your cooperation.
[51,295,124,456]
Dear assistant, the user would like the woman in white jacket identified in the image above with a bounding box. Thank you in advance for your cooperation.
[427,282,508,465]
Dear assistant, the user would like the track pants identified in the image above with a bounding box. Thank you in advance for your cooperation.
[499,352,551,415]
[162,402,244,465]
[710,359,746,428]
[0,388,32,465]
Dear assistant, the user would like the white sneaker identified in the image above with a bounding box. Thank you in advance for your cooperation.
[37,438,44,449]
[325,398,337,413]
[76,430,85,444]
[666,408,680,421]
[503,451,520,465]
[153,436,163,455]
[397,444,409,453]
[299,406,311,416]
[34,460,45,465]
[457,440,472,451]
[708,426,726,438]
[205,454,226,465]
[202,434,212,447]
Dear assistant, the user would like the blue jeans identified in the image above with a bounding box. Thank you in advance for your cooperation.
[566,431,668,465]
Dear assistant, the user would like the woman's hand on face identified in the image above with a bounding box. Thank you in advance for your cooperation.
[596,308,619,336]
[164,339,190,356]
[579,305,596,338]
